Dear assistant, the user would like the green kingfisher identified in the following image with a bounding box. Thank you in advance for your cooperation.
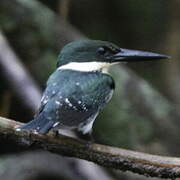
[18,39,168,140]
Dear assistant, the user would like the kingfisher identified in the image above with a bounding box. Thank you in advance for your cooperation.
[18,39,168,140]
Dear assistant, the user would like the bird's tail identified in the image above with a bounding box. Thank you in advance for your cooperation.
[18,113,55,134]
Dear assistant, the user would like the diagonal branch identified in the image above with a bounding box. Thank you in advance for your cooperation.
[0,30,41,113]
[1,116,180,179]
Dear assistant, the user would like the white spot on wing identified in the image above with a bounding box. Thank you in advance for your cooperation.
[55,101,60,105]
[43,99,48,104]
[65,98,69,103]
[82,103,87,111]
[65,98,73,107]
[41,95,48,105]
[41,95,45,101]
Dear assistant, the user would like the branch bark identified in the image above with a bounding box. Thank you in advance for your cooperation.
[1,116,180,179]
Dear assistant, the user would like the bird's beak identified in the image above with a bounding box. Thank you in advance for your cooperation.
[109,48,170,62]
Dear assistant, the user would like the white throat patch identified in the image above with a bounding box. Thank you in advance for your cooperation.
[58,62,112,73]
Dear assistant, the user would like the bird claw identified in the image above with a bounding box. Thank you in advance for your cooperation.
[48,130,59,138]
[85,140,94,149]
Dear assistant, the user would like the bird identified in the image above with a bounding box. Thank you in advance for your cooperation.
[18,39,169,141]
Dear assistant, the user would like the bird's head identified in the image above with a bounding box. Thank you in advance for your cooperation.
[57,39,169,72]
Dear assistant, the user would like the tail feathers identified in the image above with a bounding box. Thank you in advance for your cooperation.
[19,114,56,134]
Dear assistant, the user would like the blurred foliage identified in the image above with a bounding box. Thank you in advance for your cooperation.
[95,66,158,150]
[69,0,168,47]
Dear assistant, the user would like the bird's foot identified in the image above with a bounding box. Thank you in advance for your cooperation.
[74,130,95,148]
[48,130,59,138]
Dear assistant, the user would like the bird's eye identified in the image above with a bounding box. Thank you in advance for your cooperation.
[97,47,106,55]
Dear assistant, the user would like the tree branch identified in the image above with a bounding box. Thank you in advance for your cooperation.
[1,116,180,179]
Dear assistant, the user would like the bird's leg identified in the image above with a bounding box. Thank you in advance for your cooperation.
[74,129,95,144]
[48,129,59,138]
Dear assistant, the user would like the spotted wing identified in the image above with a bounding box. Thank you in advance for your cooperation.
[49,70,115,127]
[20,70,114,134]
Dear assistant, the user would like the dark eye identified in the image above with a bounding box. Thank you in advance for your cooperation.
[97,47,106,55]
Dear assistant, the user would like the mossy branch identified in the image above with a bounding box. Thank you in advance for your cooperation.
[0,116,180,179]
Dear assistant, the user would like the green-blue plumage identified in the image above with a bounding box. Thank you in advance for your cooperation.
[19,39,168,137]
[42,70,114,126]
[20,69,114,133]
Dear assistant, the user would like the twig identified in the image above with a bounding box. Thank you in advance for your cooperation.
[0,116,180,179]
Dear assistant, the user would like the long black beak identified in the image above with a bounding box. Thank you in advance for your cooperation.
[109,48,170,62]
